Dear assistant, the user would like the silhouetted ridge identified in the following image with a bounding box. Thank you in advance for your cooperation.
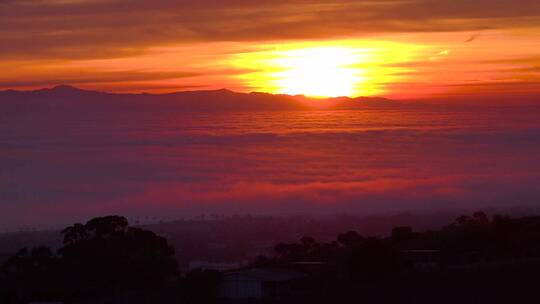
[35,84,102,96]
[0,85,404,111]
[50,84,86,92]
[334,96,403,108]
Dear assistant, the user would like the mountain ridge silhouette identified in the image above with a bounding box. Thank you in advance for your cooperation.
[0,85,403,111]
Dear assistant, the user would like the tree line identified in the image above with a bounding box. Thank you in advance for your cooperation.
[3,212,540,303]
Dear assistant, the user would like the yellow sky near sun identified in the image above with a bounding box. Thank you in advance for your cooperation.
[228,40,423,98]
[1,30,540,99]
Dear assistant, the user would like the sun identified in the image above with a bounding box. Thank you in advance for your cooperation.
[273,47,364,98]
[229,40,423,98]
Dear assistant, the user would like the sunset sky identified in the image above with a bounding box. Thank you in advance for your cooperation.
[2,1,540,229]
[1,0,540,99]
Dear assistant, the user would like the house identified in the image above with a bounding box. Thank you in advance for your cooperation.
[188,260,244,272]
[219,268,306,300]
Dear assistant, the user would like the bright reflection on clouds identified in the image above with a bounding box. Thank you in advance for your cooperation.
[230,40,425,97]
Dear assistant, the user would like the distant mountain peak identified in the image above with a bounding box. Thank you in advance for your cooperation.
[215,88,234,93]
[50,84,85,92]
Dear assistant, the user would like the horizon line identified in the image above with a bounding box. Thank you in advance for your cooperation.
[0,84,383,100]
[2,84,539,105]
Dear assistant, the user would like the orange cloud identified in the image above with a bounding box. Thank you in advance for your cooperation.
[1,0,540,99]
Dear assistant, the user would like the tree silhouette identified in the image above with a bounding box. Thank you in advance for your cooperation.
[337,230,365,247]
[0,247,61,302]
[1,215,178,302]
[58,215,178,298]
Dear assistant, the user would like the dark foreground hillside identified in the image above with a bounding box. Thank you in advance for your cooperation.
[2,212,540,303]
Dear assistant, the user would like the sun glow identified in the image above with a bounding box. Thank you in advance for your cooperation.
[273,47,364,97]
[230,40,423,98]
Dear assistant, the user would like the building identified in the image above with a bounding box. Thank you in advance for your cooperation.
[219,268,306,300]
[188,260,244,272]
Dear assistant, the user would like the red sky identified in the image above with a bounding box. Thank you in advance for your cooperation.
[1,0,540,100]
